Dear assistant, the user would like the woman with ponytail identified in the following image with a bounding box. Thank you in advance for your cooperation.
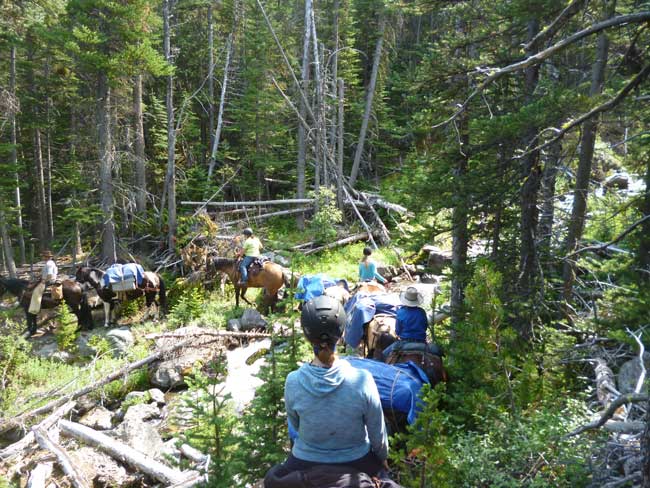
[265,295,390,486]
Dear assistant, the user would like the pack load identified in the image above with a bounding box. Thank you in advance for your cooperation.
[102,263,145,292]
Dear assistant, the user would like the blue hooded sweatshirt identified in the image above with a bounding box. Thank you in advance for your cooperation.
[285,358,389,464]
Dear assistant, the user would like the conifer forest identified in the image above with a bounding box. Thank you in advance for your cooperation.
[1,0,650,486]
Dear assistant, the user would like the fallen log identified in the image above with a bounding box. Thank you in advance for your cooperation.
[0,401,76,460]
[181,198,314,207]
[567,393,648,438]
[356,192,390,244]
[0,338,200,436]
[223,207,311,226]
[33,427,89,488]
[303,232,376,256]
[26,462,53,488]
[145,330,274,340]
[360,192,412,216]
[59,420,193,485]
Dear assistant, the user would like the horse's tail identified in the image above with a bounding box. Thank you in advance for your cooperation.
[158,275,167,316]
[80,293,94,330]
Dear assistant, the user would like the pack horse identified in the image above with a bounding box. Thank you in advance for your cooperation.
[76,264,167,327]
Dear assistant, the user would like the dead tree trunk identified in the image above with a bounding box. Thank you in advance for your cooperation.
[206,34,233,182]
[336,78,345,209]
[44,58,54,242]
[10,45,26,265]
[134,74,147,215]
[0,208,17,278]
[296,0,312,230]
[538,139,562,262]
[639,154,650,281]
[349,17,385,188]
[207,4,215,164]
[164,0,177,251]
[97,71,116,264]
[563,1,615,301]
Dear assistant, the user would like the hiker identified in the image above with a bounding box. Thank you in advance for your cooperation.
[265,295,390,486]
[28,249,58,315]
[236,227,263,286]
[358,246,386,284]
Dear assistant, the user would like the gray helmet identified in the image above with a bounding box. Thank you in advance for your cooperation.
[243,227,253,237]
[301,295,346,345]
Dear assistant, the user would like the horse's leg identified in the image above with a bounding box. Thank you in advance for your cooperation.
[25,308,37,335]
[234,286,240,308]
[103,301,111,327]
[240,287,253,306]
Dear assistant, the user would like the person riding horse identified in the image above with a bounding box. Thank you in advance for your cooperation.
[236,227,263,287]
[28,249,59,315]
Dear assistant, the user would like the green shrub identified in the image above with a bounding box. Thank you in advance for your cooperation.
[168,286,205,327]
[54,305,79,352]
[309,187,343,243]
[0,321,31,400]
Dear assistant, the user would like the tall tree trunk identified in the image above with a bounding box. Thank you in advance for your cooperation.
[10,45,26,265]
[0,207,17,278]
[134,75,147,215]
[639,154,650,281]
[538,139,563,263]
[44,58,54,242]
[164,0,177,251]
[450,110,469,329]
[329,0,340,152]
[563,0,615,300]
[336,78,345,209]
[206,34,233,182]
[296,0,312,230]
[207,4,215,164]
[516,19,542,328]
[97,72,116,264]
[349,17,385,188]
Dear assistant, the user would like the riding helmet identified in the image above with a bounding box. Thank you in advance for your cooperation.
[243,227,253,237]
[300,295,346,345]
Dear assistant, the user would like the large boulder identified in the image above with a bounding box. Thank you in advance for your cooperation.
[114,403,164,458]
[226,318,242,332]
[106,328,134,356]
[618,353,650,395]
[421,245,452,274]
[80,406,113,430]
[604,172,629,191]
[68,446,134,486]
[240,309,267,331]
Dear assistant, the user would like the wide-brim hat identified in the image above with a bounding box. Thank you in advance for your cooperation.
[400,286,424,307]
[41,249,53,258]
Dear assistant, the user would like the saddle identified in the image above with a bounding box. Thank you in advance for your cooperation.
[246,256,270,278]
[385,343,447,386]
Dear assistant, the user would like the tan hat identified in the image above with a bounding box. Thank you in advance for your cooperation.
[41,249,53,258]
[400,286,424,307]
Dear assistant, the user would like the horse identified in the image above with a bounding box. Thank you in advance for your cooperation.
[0,276,94,334]
[75,266,167,327]
[208,257,287,311]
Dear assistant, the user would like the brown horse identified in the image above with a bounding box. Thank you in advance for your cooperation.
[208,257,287,310]
[0,276,94,334]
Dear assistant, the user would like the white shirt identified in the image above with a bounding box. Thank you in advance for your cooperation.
[42,259,58,281]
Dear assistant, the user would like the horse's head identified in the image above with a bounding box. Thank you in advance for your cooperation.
[208,257,237,274]
[76,266,103,288]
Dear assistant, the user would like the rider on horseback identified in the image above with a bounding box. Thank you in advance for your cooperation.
[236,227,263,287]
[28,250,58,314]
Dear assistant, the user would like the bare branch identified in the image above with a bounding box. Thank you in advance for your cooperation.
[524,0,586,51]
[433,12,650,129]
[567,393,648,438]
[567,214,650,258]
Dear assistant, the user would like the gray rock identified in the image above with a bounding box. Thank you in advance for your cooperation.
[80,406,113,430]
[376,265,398,280]
[263,252,290,267]
[618,353,650,395]
[148,388,166,405]
[604,172,629,191]
[422,245,452,273]
[240,308,267,331]
[123,402,160,423]
[69,446,134,486]
[151,361,185,389]
[115,416,164,459]
[124,391,147,403]
[420,273,441,284]
[106,328,134,356]
[51,351,73,363]
[226,318,241,332]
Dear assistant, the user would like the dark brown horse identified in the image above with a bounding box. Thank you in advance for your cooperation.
[0,276,94,334]
[75,267,167,327]
[208,257,287,310]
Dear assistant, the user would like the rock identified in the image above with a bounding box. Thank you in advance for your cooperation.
[240,309,267,331]
[160,438,181,464]
[263,251,290,267]
[80,406,113,430]
[618,353,650,395]
[393,283,439,310]
[33,340,58,360]
[226,318,241,332]
[124,391,147,404]
[148,388,166,405]
[106,328,134,356]
[604,172,629,191]
[376,265,398,279]
[68,446,134,486]
[422,245,452,273]
[50,351,73,363]
[420,273,441,285]
[123,402,161,422]
[115,416,164,459]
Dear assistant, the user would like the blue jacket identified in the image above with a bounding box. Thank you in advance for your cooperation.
[358,261,386,283]
[285,358,389,463]
[395,306,428,341]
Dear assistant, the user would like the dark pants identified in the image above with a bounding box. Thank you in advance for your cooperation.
[273,451,384,479]
[239,256,255,283]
